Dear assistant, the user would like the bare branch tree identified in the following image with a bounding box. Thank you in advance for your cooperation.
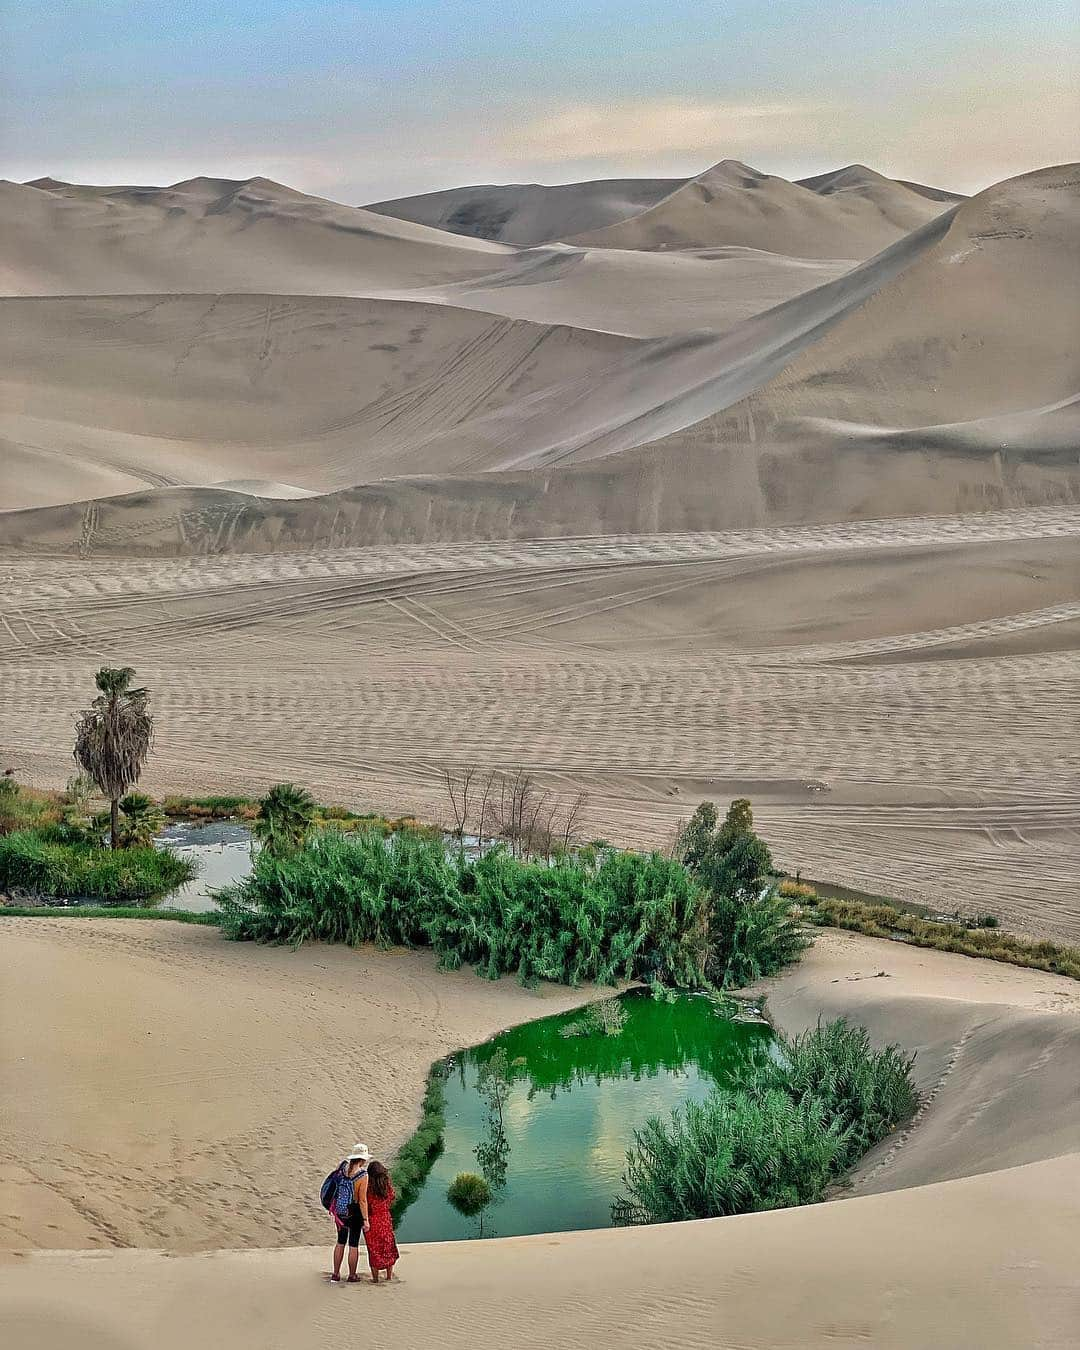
[476,770,498,853]
[442,766,476,842]
[561,791,588,853]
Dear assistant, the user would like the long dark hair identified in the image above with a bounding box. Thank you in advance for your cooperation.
[367,1160,391,1199]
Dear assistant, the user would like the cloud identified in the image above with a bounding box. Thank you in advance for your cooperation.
[498,98,828,164]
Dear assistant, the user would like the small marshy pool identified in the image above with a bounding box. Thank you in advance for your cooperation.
[395,988,776,1242]
[155,821,255,911]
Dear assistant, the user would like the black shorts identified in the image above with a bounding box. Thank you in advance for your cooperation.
[336,1204,365,1248]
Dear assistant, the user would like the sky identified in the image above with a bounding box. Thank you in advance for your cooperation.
[2,1,1077,202]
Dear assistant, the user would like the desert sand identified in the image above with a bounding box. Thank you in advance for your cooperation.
[2,509,1078,936]
[1,919,1077,1348]
[2,149,1079,1349]
[368,161,963,254]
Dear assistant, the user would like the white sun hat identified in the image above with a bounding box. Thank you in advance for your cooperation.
[347,1143,371,1162]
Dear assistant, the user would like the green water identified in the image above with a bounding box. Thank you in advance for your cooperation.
[395,989,775,1242]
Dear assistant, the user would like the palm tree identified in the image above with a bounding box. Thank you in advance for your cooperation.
[73,667,154,850]
[252,783,315,858]
[117,791,165,848]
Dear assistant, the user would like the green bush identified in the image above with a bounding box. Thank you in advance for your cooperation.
[753,1019,916,1171]
[709,885,811,987]
[613,1088,847,1224]
[676,800,809,987]
[614,1016,917,1225]
[216,827,711,988]
[446,1171,491,1218]
[0,829,195,904]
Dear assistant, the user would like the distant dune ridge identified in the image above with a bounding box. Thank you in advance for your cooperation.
[367,160,964,252]
[1,160,1076,551]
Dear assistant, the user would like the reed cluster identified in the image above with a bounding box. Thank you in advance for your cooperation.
[216,827,711,988]
[613,1018,917,1224]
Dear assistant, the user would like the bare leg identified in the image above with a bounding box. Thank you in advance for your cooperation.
[332,1241,345,1280]
[347,1245,360,1279]
[370,1263,380,1283]
[385,1262,395,1282]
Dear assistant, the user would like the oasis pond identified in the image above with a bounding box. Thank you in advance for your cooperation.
[396,989,776,1242]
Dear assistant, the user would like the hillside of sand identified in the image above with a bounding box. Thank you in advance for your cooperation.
[566,160,962,256]
[2,164,1076,552]
[1,163,1078,941]
[364,174,683,245]
[1,918,1077,1348]
[367,162,964,253]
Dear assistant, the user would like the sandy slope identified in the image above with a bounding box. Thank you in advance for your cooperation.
[364,175,682,245]
[2,509,1078,937]
[568,160,957,256]
[0,177,851,338]
[0,296,636,508]
[4,166,1074,547]
[369,161,962,254]
[1,921,1076,1348]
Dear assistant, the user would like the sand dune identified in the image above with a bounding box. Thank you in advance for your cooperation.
[364,176,682,245]
[0,176,510,297]
[568,159,958,256]
[4,166,1075,550]
[0,295,635,508]
[1,920,1076,1348]
[632,163,1080,485]
[0,176,851,339]
[368,162,962,253]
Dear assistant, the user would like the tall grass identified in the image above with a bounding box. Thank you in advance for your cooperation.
[613,1089,847,1223]
[0,828,194,904]
[709,886,811,987]
[216,828,711,988]
[808,895,1080,981]
[614,1017,917,1224]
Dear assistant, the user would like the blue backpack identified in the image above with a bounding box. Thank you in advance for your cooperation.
[320,1162,362,1220]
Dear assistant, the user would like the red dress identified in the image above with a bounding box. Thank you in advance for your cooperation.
[366,1182,400,1271]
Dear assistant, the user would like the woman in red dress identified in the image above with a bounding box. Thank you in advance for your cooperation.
[364,1161,400,1282]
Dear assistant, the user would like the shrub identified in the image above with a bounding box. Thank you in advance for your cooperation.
[753,1019,916,1171]
[117,792,165,848]
[0,782,63,836]
[614,1017,917,1225]
[676,800,808,987]
[709,885,811,988]
[613,1088,847,1224]
[778,879,817,900]
[216,828,712,988]
[446,1171,491,1218]
[0,829,195,904]
[252,783,316,858]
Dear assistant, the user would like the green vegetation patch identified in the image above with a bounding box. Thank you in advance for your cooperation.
[0,828,195,905]
[613,1018,917,1224]
[809,895,1080,981]
[391,1069,448,1223]
[217,827,712,988]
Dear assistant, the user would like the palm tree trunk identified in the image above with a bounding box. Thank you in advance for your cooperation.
[110,797,119,850]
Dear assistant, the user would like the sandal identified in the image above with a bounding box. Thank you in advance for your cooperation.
[346,1275,362,1283]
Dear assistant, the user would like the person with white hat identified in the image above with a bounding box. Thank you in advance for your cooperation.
[329,1143,371,1283]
